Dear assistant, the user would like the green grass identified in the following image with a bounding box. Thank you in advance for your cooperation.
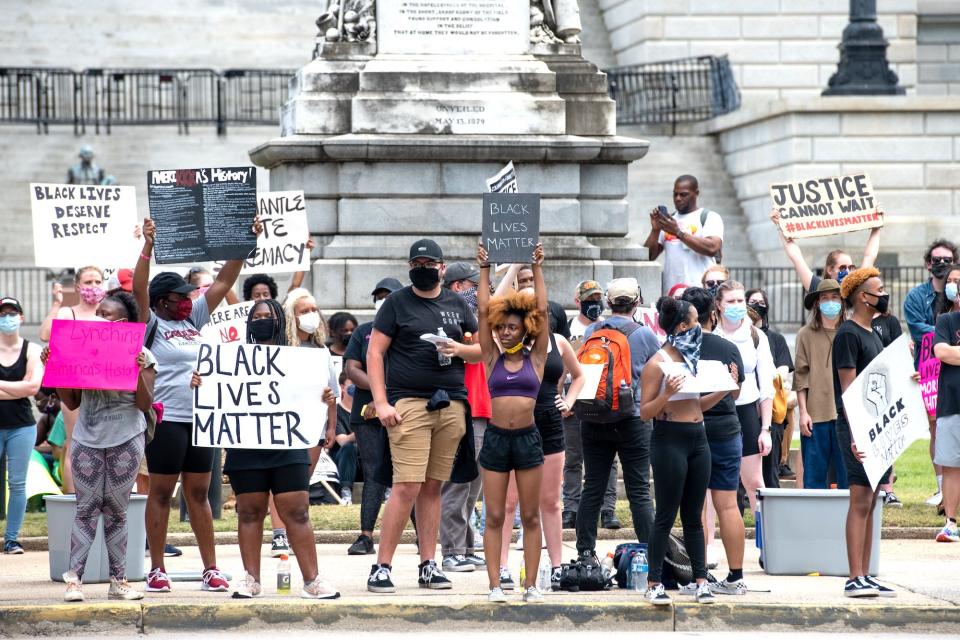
[16,441,943,539]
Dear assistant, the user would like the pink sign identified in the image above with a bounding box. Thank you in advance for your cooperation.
[43,319,146,391]
[918,332,940,417]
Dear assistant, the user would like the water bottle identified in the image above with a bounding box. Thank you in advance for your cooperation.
[600,552,616,582]
[536,558,552,592]
[436,327,452,366]
[630,552,648,592]
[277,554,291,594]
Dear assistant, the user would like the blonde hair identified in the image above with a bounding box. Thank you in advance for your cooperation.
[284,287,328,347]
[75,265,104,283]
[486,289,544,340]
[701,264,729,285]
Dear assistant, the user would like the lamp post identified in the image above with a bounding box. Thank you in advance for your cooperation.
[822,0,905,96]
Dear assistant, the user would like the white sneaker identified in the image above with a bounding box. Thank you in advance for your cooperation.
[645,583,672,606]
[522,586,545,603]
[231,572,262,599]
[108,577,144,600]
[488,586,508,603]
[302,575,340,599]
[695,581,716,604]
[63,571,84,602]
[926,491,943,506]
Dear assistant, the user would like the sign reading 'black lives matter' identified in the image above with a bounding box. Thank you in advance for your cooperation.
[481,193,540,264]
[147,167,258,264]
[771,173,883,239]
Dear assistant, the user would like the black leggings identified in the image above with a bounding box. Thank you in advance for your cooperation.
[353,418,388,532]
[647,420,711,584]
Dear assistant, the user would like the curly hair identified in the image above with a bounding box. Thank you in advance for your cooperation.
[486,289,544,340]
[840,267,880,301]
[105,291,139,322]
[242,274,278,301]
[284,288,328,347]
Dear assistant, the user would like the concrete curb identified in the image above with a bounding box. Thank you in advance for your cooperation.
[1,600,958,635]
[19,526,940,552]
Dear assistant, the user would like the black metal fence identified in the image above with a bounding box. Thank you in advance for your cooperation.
[0,267,57,325]
[0,67,295,135]
[606,55,741,131]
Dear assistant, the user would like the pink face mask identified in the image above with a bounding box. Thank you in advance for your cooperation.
[79,285,106,305]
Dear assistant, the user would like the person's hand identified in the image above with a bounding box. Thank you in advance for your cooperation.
[910,371,921,383]
[728,362,739,385]
[190,370,202,389]
[555,394,571,415]
[51,282,63,306]
[437,339,459,359]
[136,352,149,370]
[659,215,680,237]
[758,429,773,456]
[769,208,781,226]
[376,401,402,427]
[851,440,867,462]
[40,346,51,366]
[251,216,264,236]
[306,237,316,250]
[532,243,544,266]
[322,387,335,407]
[323,425,335,450]
[648,208,663,232]
[477,242,489,267]
[665,373,685,396]
[133,224,142,240]
[142,217,156,246]
[799,411,813,438]
[876,206,885,219]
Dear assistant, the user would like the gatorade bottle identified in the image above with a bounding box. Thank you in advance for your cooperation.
[519,558,526,587]
[277,554,291,594]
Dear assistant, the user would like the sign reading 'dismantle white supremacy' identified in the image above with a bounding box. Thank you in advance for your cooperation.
[770,173,883,239]
[379,1,528,55]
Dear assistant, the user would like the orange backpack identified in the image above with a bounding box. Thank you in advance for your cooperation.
[574,321,640,423]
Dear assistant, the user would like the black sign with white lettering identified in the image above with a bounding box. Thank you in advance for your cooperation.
[481,192,540,264]
[147,167,257,264]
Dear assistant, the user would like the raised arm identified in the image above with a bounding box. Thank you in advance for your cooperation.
[477,243,499,373]
[205,218,263,310]
[494,262,522,298]
[39,283,65,342]
[288,237,316,292]
[133,218,154,323]
[860,212,883,269]
[770,208,815,290]
[530,244,549,370]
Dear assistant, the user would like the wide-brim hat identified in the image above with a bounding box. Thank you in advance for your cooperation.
[803,278,841,310]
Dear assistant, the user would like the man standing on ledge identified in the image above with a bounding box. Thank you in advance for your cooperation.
[644,175,724,294]
[366,239,482,593]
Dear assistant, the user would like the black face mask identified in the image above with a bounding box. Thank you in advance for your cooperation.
[864,292,890,314]
[340,332,353,346]
[580,300,603,322]
[409,266,441,291]
[748,302,768,320]
[249,319,275,343]
[932,262,952,280]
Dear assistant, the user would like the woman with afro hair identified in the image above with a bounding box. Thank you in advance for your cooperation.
[475,241,549,604]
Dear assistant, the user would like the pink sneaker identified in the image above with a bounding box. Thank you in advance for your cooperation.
[146,567,171,592]
[202,566,229,592]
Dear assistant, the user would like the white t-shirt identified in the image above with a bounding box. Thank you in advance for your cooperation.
[568,315,595,342]
[658,208,724,293]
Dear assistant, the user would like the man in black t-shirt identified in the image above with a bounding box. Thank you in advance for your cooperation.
[833,267,896,598]
[366,240,481,593]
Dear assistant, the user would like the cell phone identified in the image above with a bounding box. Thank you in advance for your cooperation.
[657,205,670,218]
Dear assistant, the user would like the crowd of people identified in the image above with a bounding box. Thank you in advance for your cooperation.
[0,173,956,607]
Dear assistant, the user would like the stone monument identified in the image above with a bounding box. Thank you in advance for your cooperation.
[250,0,655,312]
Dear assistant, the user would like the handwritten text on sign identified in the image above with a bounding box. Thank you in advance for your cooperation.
[481,193,540,264]
[243,191,309,274]
[842,334,928,489]
[771,173,882,239]
[919,332,940,417]
[43,319,146,391]
[199,301,255,345]
[31,183,140,268]
[193,343,330,449]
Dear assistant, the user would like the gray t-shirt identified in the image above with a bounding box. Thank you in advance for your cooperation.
[73,348,157,448]
[146,296,210,423]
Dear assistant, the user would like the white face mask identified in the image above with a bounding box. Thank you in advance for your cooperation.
[374,299,385,312]
[297,311,321,335]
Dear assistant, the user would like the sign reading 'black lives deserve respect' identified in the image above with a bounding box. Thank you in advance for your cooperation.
[481,192,540,264]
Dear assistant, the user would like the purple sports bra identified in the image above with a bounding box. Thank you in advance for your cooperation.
[488,353,540,400]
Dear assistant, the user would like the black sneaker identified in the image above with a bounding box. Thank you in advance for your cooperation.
[271,534,290,558]
[163,544,182,557]
[863,575,896,597]
[348,534,375,556]
[418,559,452,590]
[464,553,486,568]
[601,510,622,530]
[442,554,475,572]
[561,511,577,529]
[778,464,796,480]
[844,577,878,598]
[499,567,515,591]
[3,540,24,554]
[550,566,562,591]
[367,563,396,593]
[579,549,600,567]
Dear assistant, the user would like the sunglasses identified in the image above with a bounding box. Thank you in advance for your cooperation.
[835,264,856,272]
[704,279,726,289]
[932,256,955,266]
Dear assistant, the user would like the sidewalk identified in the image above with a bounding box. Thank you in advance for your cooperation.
[1,538,957,634]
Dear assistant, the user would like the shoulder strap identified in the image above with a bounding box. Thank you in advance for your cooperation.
[700,209,711,227]
[69,307,76,320]
[750,325,759,349]
[617,321,641,338]
[18,339,29,363]
[145,319,159,350]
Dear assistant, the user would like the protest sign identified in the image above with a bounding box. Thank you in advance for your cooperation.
[481,193,540,264]
[634,306,667,343]
[193,342,330,449]
[842,334,928,489]
[42,319,145,391]
[918,332,940,417]
[242,191,309,274]
[487,162,519,193]
[147,167,257,264]
[659,360,738,394]
[770,173,883,239]
[200,301,256,345]
[31,183,140,268]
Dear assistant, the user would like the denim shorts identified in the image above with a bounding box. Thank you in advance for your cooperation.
[478,424,544,473]
[707,434,742,491]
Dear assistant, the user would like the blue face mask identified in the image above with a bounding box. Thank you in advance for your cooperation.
[836,269,849,285]
[0,315,20,335]
[947,282,958,302]
[347,384,356,398]
[819,300,842,319]
[722,304,747,323]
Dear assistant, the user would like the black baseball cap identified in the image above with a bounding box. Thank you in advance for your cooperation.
[149,272,197,303]
[0,297,23,313]
[408,239,443,262]
[443,261,480,285]
[371,277,404,296]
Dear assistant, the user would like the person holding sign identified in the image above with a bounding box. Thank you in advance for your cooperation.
[475,242,549,603]
[134,216,253,594]
[45,292,156,602]
[833,268,897,597]
[932,268,960,543]
[191,299,340,599]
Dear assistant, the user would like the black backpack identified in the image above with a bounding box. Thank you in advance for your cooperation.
[557,556,612,592]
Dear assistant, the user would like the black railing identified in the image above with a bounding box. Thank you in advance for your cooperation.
[606,55,741,132]
[0,267,58,325]
[0,67,295,135]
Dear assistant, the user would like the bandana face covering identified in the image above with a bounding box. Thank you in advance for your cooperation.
[459,287,479,315]
[667,324,702,375]
[580,299,603,321]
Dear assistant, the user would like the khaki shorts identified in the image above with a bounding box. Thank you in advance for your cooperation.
[388,398,466,483]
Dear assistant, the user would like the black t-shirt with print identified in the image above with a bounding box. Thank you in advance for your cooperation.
[701,332,745,441]
[934,311,960,418]
[373,286,478,404]
[871,313,903,347]
[832,319,885,413]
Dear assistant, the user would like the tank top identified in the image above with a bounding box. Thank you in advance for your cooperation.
[536,333,565,405]
[488,353,540,400]
[0,340,34,428]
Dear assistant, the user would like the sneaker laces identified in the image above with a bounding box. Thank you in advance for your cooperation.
[372,565,391,581]
[273,534,290,548]
[148,567,167,581]
[204,566,227,582]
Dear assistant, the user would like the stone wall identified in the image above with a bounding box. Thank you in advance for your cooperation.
[917,11,960,95]
[597,0,919,104]
[709,97,960,268]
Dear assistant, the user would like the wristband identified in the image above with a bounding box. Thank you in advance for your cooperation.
[140,252,151,262]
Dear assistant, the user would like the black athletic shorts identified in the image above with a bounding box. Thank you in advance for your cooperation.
[736,402,762,457]
[227,464,311,495]
[479,424,544,473]
[836,414,891,488]
[534,404,565,456]
[145,420,215,475]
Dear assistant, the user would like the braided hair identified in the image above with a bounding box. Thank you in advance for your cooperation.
[245,299,287,346]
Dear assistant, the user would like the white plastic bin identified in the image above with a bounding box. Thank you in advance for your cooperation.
[757,488,882,577]
[44,494,147,583]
